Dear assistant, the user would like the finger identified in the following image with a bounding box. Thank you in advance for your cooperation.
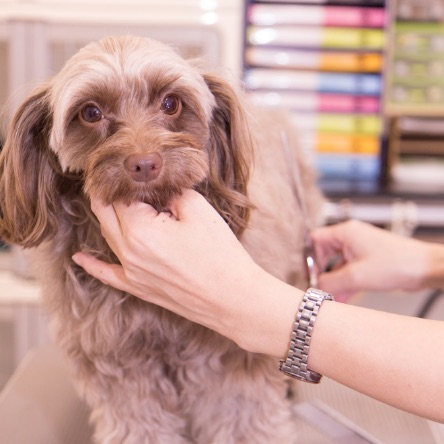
[317,264,360,301]
[89,198,124,244]
[72,252,133,294]
[312,224,349,270]
[72,252,182,310]
[112,200,160,234]
[90,198,119,224]
[313,242,342,273]
[312,224,346,251]
[170,189,229,229]
[167,189,206,220]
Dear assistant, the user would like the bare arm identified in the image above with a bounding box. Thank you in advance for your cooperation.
[236,277,444,424]
[311,300,444,423]
[72,191,444,423]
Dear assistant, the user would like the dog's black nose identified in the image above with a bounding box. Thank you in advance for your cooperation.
[124,153,163,182]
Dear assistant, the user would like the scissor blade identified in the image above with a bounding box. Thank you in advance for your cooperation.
[281,131,311,226]
[281,130,318,287]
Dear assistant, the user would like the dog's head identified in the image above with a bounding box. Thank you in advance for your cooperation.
[0,36,252,247]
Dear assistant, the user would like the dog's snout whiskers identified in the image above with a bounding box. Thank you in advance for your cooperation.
[124,152,163,182]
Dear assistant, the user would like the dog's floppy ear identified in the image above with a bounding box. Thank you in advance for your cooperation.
[0,85,62,247]
[200,73,253,236]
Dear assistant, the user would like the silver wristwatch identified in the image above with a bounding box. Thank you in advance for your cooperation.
[279,287,334,384]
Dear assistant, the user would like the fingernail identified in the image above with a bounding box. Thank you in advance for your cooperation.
[72,253,81,265]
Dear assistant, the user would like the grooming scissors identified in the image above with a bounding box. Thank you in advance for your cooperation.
[281,131,319,288]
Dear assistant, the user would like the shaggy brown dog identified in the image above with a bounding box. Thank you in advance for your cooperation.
[0,36,323,443]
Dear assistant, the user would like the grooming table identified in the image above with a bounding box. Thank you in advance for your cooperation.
[0,346,93,444]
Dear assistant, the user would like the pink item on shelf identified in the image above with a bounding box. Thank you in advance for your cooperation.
[318,94,380,113]
[248,4,386,28]
[324,7,386,28]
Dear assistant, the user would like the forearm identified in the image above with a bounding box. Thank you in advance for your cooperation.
[310,301,444,423]
[232,271,444,423]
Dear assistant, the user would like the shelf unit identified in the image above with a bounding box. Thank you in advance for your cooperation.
[242,0,444,232]
[384,0,444,204]
[243,0,388,195]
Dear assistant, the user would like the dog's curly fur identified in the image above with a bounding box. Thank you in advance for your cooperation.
[0,36,323,443]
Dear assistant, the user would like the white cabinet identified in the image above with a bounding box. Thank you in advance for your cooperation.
[0,0,244,117]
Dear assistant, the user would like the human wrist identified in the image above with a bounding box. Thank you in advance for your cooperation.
[279,288,334,383]
[228,266,303,358]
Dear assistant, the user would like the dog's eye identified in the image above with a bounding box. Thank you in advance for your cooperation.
[160,95,181,115]
[80,105,104,123]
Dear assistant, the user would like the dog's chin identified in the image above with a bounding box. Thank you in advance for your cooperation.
[86,180,194,213]
[139,188,184,213]
[124,188,182,211]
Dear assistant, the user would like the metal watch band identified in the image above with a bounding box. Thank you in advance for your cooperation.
[279,287,334,384]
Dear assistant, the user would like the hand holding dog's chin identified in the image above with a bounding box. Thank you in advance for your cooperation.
[73,189,304,358]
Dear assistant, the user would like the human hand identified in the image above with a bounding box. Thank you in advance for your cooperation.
[312,220,432,301]
[71,190,300,356]
[72,190,253,332]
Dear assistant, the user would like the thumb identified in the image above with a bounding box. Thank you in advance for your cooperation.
[170,189,228,227]
[317,266,360,303]
[168,189,208,220]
